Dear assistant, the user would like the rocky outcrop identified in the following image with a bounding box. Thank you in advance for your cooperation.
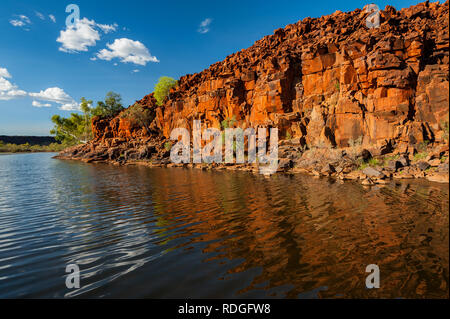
[57,1,449,182]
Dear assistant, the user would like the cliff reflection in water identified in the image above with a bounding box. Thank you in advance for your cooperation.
[0,153,448,298]
[78,163,449,298]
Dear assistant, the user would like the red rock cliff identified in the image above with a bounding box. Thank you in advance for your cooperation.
[94,1,449,151]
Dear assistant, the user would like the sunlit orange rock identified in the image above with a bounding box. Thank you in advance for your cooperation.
[92,1,449,152]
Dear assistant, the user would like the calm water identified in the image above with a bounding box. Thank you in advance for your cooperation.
[0,152,448,298]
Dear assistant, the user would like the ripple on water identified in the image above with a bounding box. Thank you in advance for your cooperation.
[0,153,448,298]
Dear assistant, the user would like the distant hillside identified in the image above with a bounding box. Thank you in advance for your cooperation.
[0,136,58,146]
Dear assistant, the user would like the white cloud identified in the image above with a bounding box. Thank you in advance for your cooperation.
[10,15,31,30]
[36,12,45,20]
[59,102,80,111]
[0,66,77,110]
[0,90,27,101]
[96,38,159,66]
[19,15,31,23]
[32,100,51,107]
[57,18,118,53]
[0,77,14,91]
[56,18,100,53]
[49,14,56,23]
[132,69,139,73]
[29,87,79,110]
[198,18,212,34]
[97,23,118,34]
[0,67,12,78]
[10,20,26,27]
[0,67,26,100]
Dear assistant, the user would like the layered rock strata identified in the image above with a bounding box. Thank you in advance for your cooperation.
[56,1,449,183]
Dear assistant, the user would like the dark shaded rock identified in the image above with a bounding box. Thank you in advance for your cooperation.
[137,145,156,159]
[386,160,403,171]
[359,149,372,162]
[124,150,139,160]
[108,147,122,160]
[380,141,394,155]
[278,158,293,170]
[416,161,431,171]
[321,163,336,175]
[398,155,410,167]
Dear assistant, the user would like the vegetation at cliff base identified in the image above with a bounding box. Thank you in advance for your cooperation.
[50,92,123,146]
[154,76,177,106]
[0,141,65,153]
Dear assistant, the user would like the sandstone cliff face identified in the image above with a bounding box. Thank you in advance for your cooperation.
[94,1,448,152]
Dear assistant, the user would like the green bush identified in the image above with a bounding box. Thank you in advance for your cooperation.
[334,80,340,91]
[221,115,236,129]
[417,140,429,152]
[50,92,123,146]
[120,103,155,133]
[413,152,428,161]
[154,76,177,106]
[286,132,292,140]
[358,158,380,170]
[164,141,172,151]
[368,158,380,166]
[0,142,65,153]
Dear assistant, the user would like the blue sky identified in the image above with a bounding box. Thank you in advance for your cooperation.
[0,0,424,136]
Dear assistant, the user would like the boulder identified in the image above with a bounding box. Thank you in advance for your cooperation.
[362,167,385,178]
[361,178,375,186]
[416,161,431,171]
[321,163,336,175]
[397,155,410,167]
[386,160,403,171]
[359,149,372,162]
[426,173,449,183]
[278,158,293,171]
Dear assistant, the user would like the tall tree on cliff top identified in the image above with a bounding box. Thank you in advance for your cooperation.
[92,91,124,117]
[154,76,177,106]
[50,92,123,146]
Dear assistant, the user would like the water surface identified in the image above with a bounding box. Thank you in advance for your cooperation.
[0,153,448,298]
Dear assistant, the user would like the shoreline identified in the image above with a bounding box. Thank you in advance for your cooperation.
[0,151,58,154]
[54,140,449,184]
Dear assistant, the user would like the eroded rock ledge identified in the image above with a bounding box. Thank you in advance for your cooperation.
[56,1,449,184]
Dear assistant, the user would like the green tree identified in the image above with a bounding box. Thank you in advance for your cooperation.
[92,91,123,117]
[50,92,124,146]
[50,97,93,145]
[154,76,177,106]
[80,97,94,142]
[50,112,88,145]
[120,103,155,133]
